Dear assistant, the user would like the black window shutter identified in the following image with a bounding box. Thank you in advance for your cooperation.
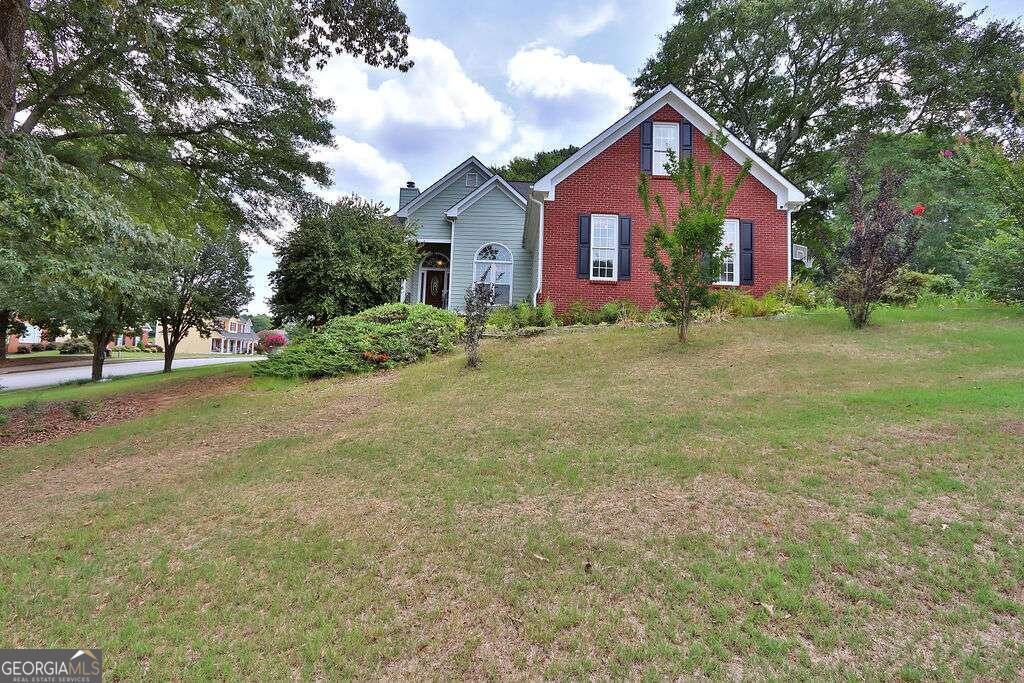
[640,120,653,173]
[577,214,591,278]
[740,219,754,285]
[681,122,693,158]
[618,216,631,280]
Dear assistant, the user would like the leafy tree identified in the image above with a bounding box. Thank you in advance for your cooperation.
[956,127,1024,303]
[811,133,1005,282]
[269,196,417,326]
[0,136,173,377]
[247,313,274,333]
[635,0,1024,251]
[152,228,253,373]
[491,146,579,182]
[833,143,925,328]
[0,0,412,234]
[637,137,750,342]
[463,282,494,368]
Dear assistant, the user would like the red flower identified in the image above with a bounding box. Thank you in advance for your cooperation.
[911,203,926,216]
[940,149,954,158]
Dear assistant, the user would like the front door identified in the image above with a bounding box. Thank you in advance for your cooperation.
[424,270,446,308]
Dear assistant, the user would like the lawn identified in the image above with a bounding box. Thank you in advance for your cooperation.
[1,303,1022,678]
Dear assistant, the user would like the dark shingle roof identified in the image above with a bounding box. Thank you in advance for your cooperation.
[507,180,534,199]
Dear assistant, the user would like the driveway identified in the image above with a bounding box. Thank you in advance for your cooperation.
[0,356,263,391]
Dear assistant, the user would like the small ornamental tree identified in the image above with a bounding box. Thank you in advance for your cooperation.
[637,134,750,342]
[834,142,925,328]
[463,282,494,368]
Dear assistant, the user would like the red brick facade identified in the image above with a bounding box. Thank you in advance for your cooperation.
[540,105,790,312]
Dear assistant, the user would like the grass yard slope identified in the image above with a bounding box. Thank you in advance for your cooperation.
[1,304,1023,679]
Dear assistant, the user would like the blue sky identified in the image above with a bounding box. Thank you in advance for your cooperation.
[245,0,1023,314]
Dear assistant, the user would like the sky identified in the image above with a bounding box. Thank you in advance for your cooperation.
[244,0,1024,314]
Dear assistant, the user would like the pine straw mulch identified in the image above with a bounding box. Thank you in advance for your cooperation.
[0,374,250,449]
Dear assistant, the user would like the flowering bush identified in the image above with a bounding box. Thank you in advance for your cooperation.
[262,332,287,351]
[253,304,463,378]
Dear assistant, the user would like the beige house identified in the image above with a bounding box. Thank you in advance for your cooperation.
[158,316,259,355]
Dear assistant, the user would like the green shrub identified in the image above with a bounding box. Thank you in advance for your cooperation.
[487,300,558,331]
[713,288,789,318]
[253,304,463,379]
[57,337,92,355]
[767,277,828,309]
[66,400,90,420]
[594,299,641,324]
[559,300,597,326]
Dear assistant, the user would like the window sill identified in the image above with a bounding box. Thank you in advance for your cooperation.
[589,278,619,284]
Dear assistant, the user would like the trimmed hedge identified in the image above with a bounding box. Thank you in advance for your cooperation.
[253,304,464,379]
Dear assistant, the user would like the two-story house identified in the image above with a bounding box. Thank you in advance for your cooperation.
[397,84,807,313]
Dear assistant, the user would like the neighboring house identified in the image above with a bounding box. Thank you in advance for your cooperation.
[397,84,807,313]
[5,322,42,354]
[156,316,258,355]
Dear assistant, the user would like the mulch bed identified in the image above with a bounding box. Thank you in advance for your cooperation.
[0,375,248,449]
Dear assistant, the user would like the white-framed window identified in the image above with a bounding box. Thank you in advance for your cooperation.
[653,122,679,175]
[590,214,618,281]
[466,172,480,188]
[473,243,513,305]
[717,219,740,285]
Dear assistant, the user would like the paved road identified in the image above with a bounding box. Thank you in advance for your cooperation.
[0,356,262,391]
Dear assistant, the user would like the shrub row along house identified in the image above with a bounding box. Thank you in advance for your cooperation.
[396,85,808,313]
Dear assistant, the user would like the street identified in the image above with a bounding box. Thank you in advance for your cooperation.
[0,356,262,391]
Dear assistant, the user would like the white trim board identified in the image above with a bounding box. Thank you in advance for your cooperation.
[396,156,494,219]
[533,84,807,210]
[446,175,527,219]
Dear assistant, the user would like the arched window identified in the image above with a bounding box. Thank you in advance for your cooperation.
[421,253,449,270]
[473,243,513,305]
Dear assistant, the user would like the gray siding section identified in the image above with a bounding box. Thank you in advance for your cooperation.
[449,186,532,312]
[406,171,479,242]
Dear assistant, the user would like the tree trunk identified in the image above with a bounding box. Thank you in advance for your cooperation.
[0,0,29,136]
[89,331,112,382]
[163,340,178,373]
[0,308,10,363]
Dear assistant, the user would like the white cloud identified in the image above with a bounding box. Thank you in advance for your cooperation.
[506,46,633,114]
[554,1,619,38]
[316,37,514,155]
[313,135,411,207]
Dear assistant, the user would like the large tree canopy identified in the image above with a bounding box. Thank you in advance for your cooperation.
[491,146,579,182]
[1,0,412,234]
[635,0,1024,187]
[269,196,417,326]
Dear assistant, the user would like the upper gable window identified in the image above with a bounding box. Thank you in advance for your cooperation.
[466,172,480,188]
[653,122,679,175]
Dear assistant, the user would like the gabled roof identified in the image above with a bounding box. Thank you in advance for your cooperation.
[395,156,493,218]
[445,175,527,218]
[532,85,807,210]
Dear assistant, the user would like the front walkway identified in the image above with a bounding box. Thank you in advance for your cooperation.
[0,356,263,391]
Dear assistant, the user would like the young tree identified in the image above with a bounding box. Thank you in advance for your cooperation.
[152,228,253,373]
[833,143,925,328]
[637,138,750,342]
[269,196,417,326]
[463,282,494,368]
